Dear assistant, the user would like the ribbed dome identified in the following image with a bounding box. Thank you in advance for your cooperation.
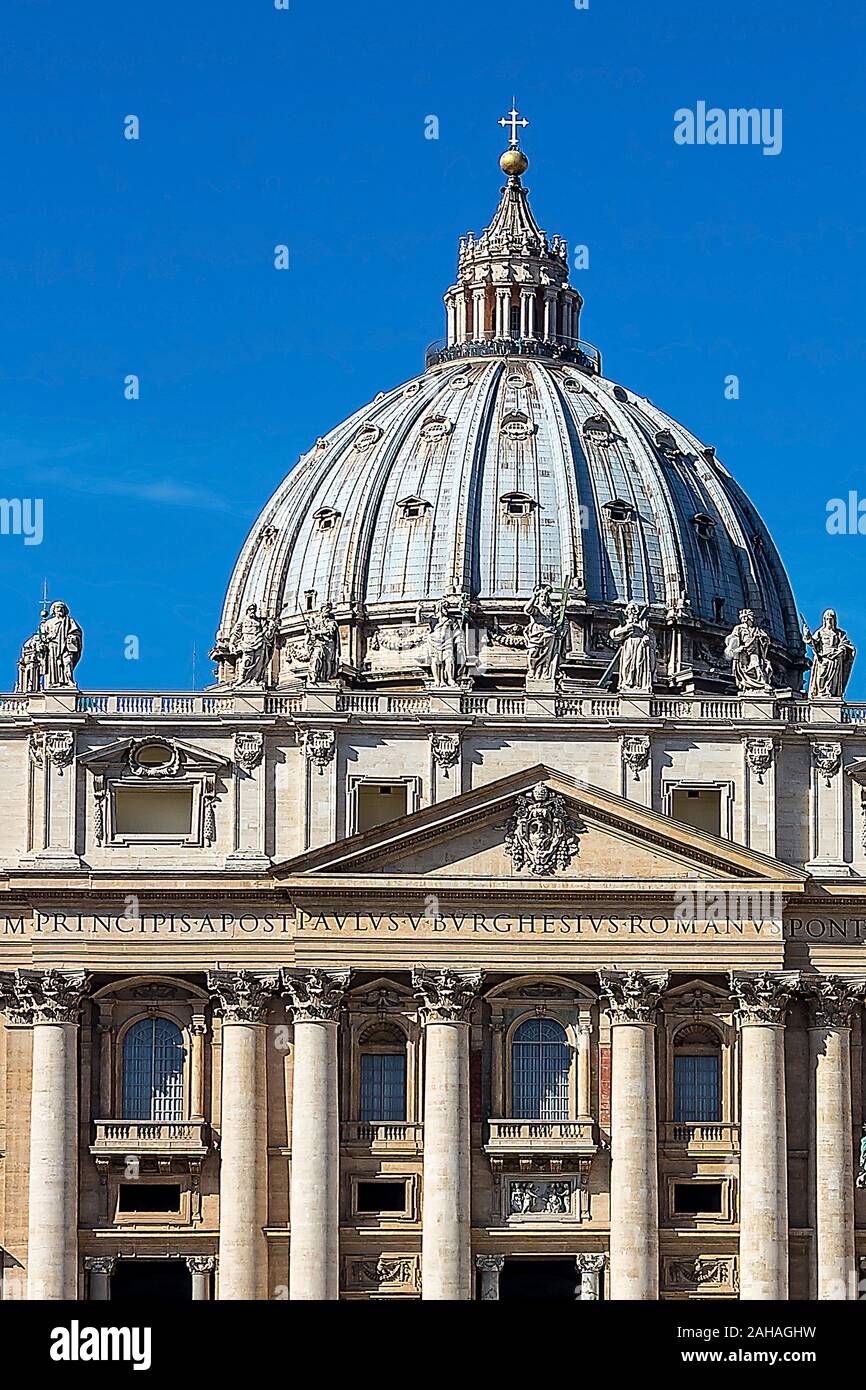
[215,129,801,691]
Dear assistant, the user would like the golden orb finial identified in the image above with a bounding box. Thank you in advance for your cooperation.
[499,147,529,177]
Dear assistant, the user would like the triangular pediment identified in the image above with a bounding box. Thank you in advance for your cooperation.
[274,765,807,888]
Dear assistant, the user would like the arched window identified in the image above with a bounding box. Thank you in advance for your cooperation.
[122,1017,185,1122]
[359,1023,407,1123]
[673,1025,721,1123]
[511,1017,570,1121]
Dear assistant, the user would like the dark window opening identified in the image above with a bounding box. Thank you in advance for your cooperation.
[118,1183,182,1214]
[673,1182,723,1214]
[356,1181,406,1213]
[712,597,725,623]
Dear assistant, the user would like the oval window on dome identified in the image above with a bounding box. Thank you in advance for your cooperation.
[500,410,534,440]
[451,373,471,389]
[505,372,527,389]
[613,385,629,403]
[419,415,453,442]
[583,414,614,444]
[353,422,384,450]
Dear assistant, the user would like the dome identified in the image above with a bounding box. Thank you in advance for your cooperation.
[215,124,802,692]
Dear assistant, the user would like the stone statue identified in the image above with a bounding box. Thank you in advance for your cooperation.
[305,603,341,684]
[802,610,855,699]
[857,1126,866,1190]
[523,584,567,682]
[609,602,657,693]
[724,608,774,693]
[16,601,83,690]
[231,603,276,686]
[427,601,464,687]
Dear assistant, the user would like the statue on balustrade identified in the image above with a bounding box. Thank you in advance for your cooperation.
[426,600,466,687]
[609,601,657,693]
[230,603,277,686]
[802,609,855,699]
[523,584,568,682]
[724,608,774,693]
[305,603,341,684]
[15,600,83,691]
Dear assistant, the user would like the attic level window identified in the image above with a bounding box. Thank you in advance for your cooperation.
[603,498,634,525]
[693,512,717,542]
[304,590,318,612]
[501,492,536,518]
[313,507,340,533]
[356,782,408,833]
[671,787,722,837]
[397,496,431,521]
[712,597,725,623]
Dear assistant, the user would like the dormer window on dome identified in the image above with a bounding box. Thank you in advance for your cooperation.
[501,491,536,518]
[692,512,717,542]
[314,507,341,533]
[397,495,431,521]
[603,498,635,525]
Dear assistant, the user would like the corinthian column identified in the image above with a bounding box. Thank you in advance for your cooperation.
[413,967,482,1301]
[730,971,796,1300]
[599,969,669,1300]
[283,968,350,1301]
[0,969,90,1300]
[803,977,862,1299]
[208,969,277,1300]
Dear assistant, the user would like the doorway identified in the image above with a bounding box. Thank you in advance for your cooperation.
[498,1258,580,1301]
[111,1259,192,1301]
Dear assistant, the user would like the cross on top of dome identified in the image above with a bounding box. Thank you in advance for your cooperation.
[499,102,529,148]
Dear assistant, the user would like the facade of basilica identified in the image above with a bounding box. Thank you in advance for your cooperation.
[1,117,866,1302]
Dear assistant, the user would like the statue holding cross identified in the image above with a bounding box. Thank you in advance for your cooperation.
[523,577,575,684]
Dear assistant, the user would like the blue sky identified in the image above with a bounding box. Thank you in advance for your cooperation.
[1,0,864,692]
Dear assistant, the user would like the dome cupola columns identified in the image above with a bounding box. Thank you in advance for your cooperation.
[429,106,597,374]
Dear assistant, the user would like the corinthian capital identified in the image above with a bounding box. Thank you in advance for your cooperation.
[801,975,866,1028]
[0,968,90,1025]
[598,969,669,1024]
[729,970,798,1025]
[207,969,278,1024]
[282,967,350,1023]
[412,967,482,1025]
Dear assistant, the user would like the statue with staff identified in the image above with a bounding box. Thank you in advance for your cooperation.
[801,609,855,699]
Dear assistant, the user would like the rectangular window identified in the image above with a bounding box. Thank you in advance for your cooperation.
[356,1181,407,1214]
[673,1182,723,1215]
[114,787,193,836]
[356,783,408,833]
[674,1054,721,1122]
[360,1052,406,1122]
[117,1183,182,1214]
[670,787,722,836]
